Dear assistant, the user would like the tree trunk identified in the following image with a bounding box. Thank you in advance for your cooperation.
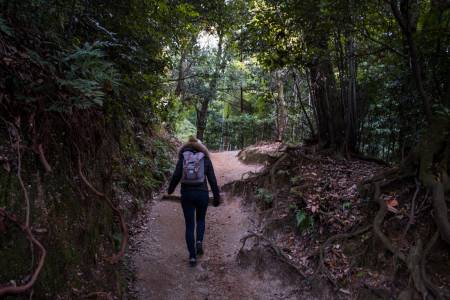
[390,0,433,124]
[196,32,225,141]
[196,99,209,141]
[240,43,245,147]
[389,1,450,245]
[274,70,288,142]
[293,70,315,137]
[175,47,187,99]
[344,32,358,153]
[308,53,344,150]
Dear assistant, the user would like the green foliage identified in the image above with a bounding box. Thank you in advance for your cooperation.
[0,0,187,297]
[49,42,119,111]
[205,112,274,149]
[290,176,301,185]
[0,16,12,36]
[342,201,352,210]
[255,187,273,204]
[295,210,314,233]
[119,134,175,191]
[434,104,450,120]
[176,118,197,142]
[1,0,448,295]
[151,137,176,180]
[288,203,315,232]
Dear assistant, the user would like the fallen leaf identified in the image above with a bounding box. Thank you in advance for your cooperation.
[387,198,398,206]
[385,197,399,213]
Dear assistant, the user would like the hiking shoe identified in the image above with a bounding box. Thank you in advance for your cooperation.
[189,257,197,267]
[196,242,204,256]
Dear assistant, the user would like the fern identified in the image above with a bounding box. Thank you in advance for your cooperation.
[295,210,314,232]
[52,42,119,111]
[0,16,13,36]
[255,188,273,204]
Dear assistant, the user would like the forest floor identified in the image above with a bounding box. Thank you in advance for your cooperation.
[128,151,303,299]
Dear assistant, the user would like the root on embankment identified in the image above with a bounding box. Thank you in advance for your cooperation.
[233,135,450,298]
[357,117,450,299]
[240,232,307,278]
[77,149,128,264]
[0,123,47,297]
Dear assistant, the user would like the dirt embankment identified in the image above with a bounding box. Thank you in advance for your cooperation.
[237,142,284,164]
[228,143,450,299]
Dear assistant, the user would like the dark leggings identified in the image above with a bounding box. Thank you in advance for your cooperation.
[181,190,209,259]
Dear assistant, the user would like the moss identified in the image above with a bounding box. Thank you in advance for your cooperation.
[115,126,175,197]
[419,117,449,187]
[0,226,31,283]
[0,116,174,298]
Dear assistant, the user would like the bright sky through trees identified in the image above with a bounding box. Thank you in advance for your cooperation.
[197,30,219,50]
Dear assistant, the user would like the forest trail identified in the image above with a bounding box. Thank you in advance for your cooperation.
[130,151,297,299]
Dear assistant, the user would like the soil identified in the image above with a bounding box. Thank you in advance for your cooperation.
[237,141,284,164]
[129,151,303,299]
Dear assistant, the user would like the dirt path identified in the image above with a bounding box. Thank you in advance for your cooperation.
[130,151,300,299]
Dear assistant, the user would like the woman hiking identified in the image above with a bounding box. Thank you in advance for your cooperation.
[167,136,221,267]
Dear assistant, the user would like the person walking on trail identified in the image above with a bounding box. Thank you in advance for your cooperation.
[167,136,221,267]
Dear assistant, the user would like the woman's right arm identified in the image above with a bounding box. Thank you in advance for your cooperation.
[168,158,183,194]
[205,159,221,205]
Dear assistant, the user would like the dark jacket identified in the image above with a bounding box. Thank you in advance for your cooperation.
[168,141,220,200]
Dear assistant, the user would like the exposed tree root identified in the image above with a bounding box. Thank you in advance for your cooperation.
[0,209,47,297]
[83,291,114,299]
[420,230,450,299]
[370,181,437,296]
[240,232,307,278]
[372,182,406,262]
[361,167,400,185]
[240,170,259,180]
[407,239,428,298]
[162,194,214,203]
[282,144,319,161]
[417,117,450,244]
[36,144,52,173]
[269,152,288,189]
[0,124,47,296]
[402,180,420,238]
[316,224,373,287]
[368,169,449,298]
[430,182,450,244]
[350,153,390,167]
[77,151,128,264]
[29,113,52,173]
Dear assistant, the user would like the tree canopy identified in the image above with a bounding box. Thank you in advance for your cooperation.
[0,0,449,298]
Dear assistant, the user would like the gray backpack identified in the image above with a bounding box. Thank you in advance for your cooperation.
[181,151,205,184]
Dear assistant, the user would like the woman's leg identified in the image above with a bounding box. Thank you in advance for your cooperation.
[195,191,209,244]
[181,193,196,259]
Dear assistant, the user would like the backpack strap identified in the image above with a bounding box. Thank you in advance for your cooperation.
[192,152,205,171]
[182,151,193,178]
[182,151,194,160]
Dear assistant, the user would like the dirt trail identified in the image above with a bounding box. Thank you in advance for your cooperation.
[130,151,299,299]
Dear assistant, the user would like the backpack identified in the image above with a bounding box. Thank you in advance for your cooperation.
[181,151,205,185]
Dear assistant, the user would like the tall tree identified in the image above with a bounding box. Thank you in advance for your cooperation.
[272,70,288,141]
[196,30,227,140]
